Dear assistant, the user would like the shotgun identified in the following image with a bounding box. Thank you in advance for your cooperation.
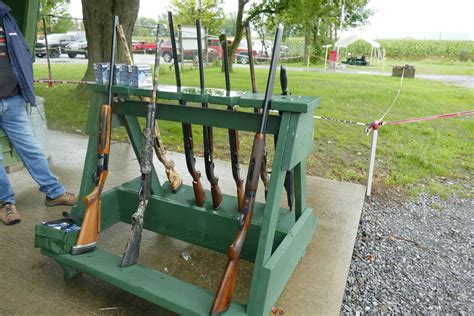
[244,21,270,198]
[245,22,295,210]
[220,32,244,212]
[168,12,206,206]
[71,16,119,255]
[116,24,182,193]
[279,65,295,210]
[196,19,223,209]
[210,24,284,315]
[119,24,163,267]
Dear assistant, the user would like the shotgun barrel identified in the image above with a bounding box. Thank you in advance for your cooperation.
[279,65,295,210]
[119,24,164,267]
[220,32,244,212]
[72,16,119,255]
[196,19,223,209]
[244,21,270,199]
[168,12,206,206]
[210,24,284,315]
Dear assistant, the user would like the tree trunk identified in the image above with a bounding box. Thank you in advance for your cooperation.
[81,0,139,81]
[312,18,319,47]
[311,17,324,64]
[303,28,311,66]
[225,0,248,72]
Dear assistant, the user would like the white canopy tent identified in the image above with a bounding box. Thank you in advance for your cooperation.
[335,33,384,65]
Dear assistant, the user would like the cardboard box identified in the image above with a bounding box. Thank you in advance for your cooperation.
[129,64,153,88]
[392,65,415,78]
[93,63,110,84]
[114,64,130,86]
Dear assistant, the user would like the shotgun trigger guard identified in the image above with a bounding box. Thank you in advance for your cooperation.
[238,191,255,229]
[92,162,104,184]
[137,183,144,199]
[92,171,99,184]
[238,212,245,229]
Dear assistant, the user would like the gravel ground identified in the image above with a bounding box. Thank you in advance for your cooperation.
[341,190,473,314]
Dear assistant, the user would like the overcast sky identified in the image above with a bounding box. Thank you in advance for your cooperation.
[68,0,474,40]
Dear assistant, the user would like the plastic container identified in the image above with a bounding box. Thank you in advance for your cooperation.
[329,50,338,62]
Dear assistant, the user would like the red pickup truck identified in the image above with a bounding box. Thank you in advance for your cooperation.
[131,40,219,62]
[160,40,219,63]
[132,41,157,52]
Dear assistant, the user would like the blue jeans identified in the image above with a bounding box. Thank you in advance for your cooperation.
[0,94,64,204]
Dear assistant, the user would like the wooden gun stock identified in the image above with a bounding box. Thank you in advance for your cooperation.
[153,126,182,192]
[72,175,105,254]
[210,257,240,316]
[211,182,223,209]
[192,179,206,207]
[211,200,254,315]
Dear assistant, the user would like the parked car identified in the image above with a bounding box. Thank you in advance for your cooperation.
[237,40,290,62]
[35,32,82,58]
[280,45,290,58]
[236,39,272,61]
[342,55,369,66]
[160,40,219,63]
[132,41,157,53]
[64,32,88,58]
[235,51,250,64]
[207,38,226,58]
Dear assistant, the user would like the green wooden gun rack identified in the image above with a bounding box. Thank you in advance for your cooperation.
[37,83,320,315]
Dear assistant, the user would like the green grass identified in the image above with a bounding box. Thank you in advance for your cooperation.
[280,58,474,76]
[344,59,474,76]
[386,59,474,76]
[34,64,474,197]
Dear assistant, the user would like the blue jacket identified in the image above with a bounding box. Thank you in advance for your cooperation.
[0,3,36,106]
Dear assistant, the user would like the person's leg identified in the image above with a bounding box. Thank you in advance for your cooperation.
[0,99,16,205]
[0,160,16,204]
[1,94,65,199]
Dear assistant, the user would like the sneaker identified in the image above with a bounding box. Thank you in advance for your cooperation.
[45,192,78,207]
[1,203,21,225]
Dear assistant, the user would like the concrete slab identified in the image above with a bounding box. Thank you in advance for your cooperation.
[0,130,365,315]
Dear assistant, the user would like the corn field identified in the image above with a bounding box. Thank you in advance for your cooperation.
[347,39,474,61]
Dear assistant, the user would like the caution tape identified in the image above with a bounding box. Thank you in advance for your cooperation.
[383,110,474,125]
[313,115,369,127]
[366,109,474,133]
[34,79,93,85]
[312,108,473,135]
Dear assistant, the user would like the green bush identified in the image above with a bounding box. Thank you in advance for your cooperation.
[458,48,473,62]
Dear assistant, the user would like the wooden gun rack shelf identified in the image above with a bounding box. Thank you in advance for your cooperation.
[37,83,320,315]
